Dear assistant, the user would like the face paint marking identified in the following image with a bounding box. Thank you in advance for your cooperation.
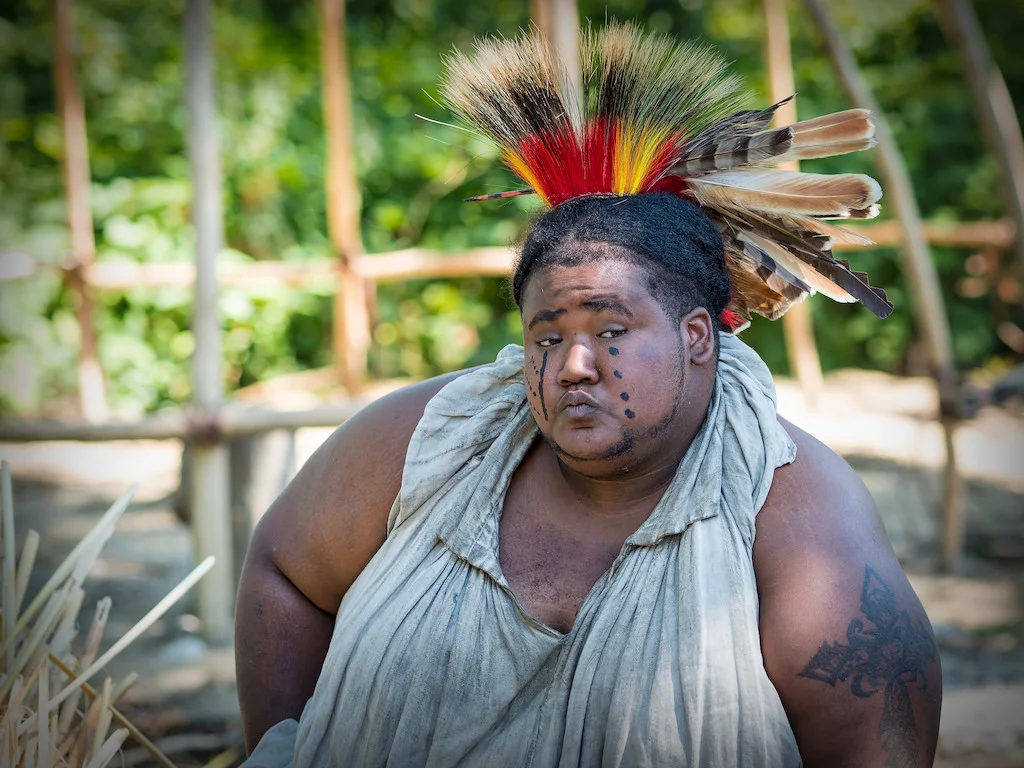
[609,347,619,356]
[613,370,623,379]
[620,392,629,401]
[538,350,549,421]
[625,409,635,419]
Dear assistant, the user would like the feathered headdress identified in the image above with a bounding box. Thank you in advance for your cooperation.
[440,22,892,332]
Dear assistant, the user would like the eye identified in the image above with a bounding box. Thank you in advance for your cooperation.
[597,328,626,339]
[537,337,560,348]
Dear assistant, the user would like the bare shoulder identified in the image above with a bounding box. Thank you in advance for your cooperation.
[753,418,941,768]
[248,368,473,615]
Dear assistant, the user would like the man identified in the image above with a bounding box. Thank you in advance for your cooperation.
[236,25,941,767]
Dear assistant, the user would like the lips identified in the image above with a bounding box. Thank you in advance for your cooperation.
[557,389,600,416]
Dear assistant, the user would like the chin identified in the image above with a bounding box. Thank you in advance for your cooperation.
[546,427,635,466]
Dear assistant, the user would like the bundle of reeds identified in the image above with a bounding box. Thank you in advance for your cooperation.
[0,461,214,768]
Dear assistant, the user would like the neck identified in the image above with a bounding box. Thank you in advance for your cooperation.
[556,454,680,516]
[546,396,709,522]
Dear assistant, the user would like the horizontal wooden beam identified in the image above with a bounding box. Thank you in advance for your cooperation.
[78,246,515,290]
[81,259,338,289]
[54,219,1015,291]
[834,218,1016,251]
[354,246,513,281]
[0,401,371,443]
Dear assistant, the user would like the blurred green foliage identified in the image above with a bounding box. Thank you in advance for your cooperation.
[0,0,1021,415]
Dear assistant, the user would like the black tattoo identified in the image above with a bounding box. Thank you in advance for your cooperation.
[609,347,619,356]
[620,392,629,401]
[538,350,549,420]
[799,566,936,768]
[624,409,635,419]
[613,370,623,379]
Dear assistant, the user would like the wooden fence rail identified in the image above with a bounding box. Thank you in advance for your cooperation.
[0,401,371,443]
[9,220,1008,292]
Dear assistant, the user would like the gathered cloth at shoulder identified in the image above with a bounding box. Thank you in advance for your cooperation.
[388,343,528,532]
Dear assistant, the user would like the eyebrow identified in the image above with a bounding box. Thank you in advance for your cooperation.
[581,298,634,317]
[527,308,566,330]
[526,299,634,331]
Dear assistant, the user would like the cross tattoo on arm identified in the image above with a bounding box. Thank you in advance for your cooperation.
[798,566,938,768]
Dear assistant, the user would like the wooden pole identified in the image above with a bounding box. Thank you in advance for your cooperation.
[530,0,580,92]
[762,0,824,406]
[320,0,369,393]
[804,0,963,571]
[936,0,1024,288]
[53,0,108,423]
[184,0,233,644]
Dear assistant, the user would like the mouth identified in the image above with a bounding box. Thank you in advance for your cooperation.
[558,390,600,418]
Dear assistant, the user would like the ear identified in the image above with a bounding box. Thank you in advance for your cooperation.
[680,308,716,366]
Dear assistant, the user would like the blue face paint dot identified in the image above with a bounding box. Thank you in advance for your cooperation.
[609,347,619,356]
[625,409,635,419]
[620,392,629,401]
[613,370,622,379]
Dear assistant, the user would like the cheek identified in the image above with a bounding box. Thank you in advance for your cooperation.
[608,346,682,419]
[525,350,553,422]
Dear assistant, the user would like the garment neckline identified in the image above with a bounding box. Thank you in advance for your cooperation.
[437,376,723,638]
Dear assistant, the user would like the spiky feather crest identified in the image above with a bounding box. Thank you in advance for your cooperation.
[440,21,891,330]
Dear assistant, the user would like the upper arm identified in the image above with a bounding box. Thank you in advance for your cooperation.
[247,369,471,615]
[754,418,941,768]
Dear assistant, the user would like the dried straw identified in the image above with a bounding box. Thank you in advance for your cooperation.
[0,461,215,768]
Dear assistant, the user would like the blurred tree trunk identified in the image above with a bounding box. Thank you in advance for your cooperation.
[936,0,1024,292]
[804,0,963,572]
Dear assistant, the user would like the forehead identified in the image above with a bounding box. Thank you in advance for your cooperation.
[520,251,655,312]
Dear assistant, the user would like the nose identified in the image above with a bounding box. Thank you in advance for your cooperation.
[557,338,599,386]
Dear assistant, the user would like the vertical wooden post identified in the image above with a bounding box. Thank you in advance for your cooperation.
[184,0,233,645]
[320,0,369,393]
[53,0,108,424]
[763,0,824,406]
[804,0,963,571]
[937,0,1024,287]
[531,0,580,92]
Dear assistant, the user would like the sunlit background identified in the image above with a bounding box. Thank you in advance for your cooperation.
[0,0,1022,765]
[2,0,1022,416]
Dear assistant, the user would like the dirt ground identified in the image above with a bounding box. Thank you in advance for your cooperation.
[2,368,1023,767]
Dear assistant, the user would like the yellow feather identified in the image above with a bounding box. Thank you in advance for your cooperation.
[614,125,670,194]
[504,152,550,206]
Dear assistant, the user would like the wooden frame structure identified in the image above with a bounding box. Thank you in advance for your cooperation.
[3,0,1021,638]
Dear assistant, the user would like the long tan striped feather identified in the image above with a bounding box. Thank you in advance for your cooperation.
[737,228,856,303]
[688,169,882,217]
[764,212,876,247]
[721,231,811,302]
[711,205,893,317]
[789,109,873,139]
[772,137,876,162]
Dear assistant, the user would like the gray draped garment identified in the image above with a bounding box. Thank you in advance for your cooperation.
[244,333,802,767]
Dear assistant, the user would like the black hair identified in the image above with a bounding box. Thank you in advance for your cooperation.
[512,193,731,329]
